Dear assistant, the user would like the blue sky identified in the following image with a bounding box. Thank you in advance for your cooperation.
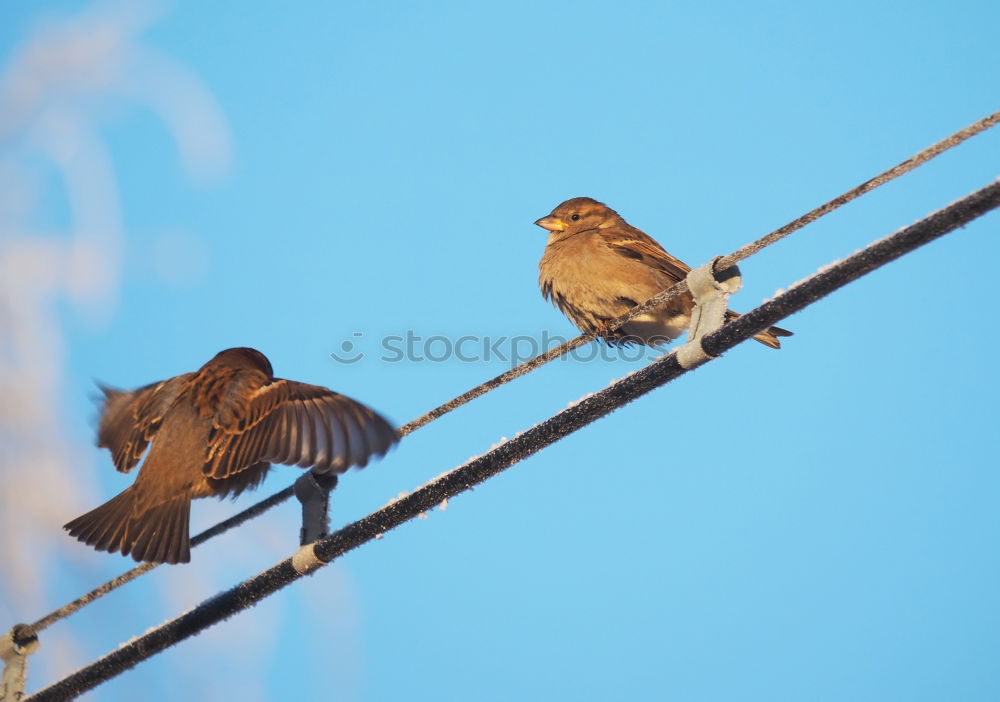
[1,1,998,700]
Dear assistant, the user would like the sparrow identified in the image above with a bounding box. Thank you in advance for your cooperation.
[535,197,792,348]
[64,347,397,564]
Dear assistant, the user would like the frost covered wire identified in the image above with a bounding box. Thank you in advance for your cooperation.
[20,109,1000,637]
[23,178,1000,702]
[27,487,293,635]
[595,109,1000,347]
[398,108,1000,435]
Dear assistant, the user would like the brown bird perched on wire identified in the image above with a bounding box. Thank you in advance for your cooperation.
[535,197,792,348]
[64,347,397,564]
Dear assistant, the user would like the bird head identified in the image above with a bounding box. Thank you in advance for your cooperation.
[205,347,274,378]
[534,197,621,237]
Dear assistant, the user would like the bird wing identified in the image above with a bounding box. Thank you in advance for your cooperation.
[602,226,691,283]
[97,374,196,473]
[204,379,398,480]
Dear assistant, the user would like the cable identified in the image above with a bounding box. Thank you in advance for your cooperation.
[28,487,294,634]
[22,109,1000,636]
[589,110,1000,349]
[399,109,1000,435]
[23,178,1000,702]
[396,333,592,437]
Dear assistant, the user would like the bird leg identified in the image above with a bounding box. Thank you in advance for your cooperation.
[593,319,621,344]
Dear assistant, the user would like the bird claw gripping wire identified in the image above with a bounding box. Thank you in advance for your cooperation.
[293,470,339,547]
[676,256,742,369]
[1,624,39,702]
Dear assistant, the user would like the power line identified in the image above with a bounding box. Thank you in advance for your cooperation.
[28,488,293,633]
[23,178,1000,702]
[19,108,1000,638]
[397,108,1000,436]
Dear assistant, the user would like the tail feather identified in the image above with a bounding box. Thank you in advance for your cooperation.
[64,488,192,564]
[66,488,134,551]
[93,492,136,551]
[725,310,793,350]
[132,498,191,564]
[88,512,127,555]
[752,324,793,349]
[167,500,192,563]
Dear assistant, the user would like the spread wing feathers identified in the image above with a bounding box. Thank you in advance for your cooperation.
[96,374,196,473]
[603,228,691,283]
[204,380,397,480]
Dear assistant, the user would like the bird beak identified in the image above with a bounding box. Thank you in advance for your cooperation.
[534,215,566,232]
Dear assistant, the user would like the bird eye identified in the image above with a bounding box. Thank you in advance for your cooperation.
[570,214,581,221]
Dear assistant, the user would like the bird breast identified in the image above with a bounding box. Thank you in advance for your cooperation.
[541,233,675,309]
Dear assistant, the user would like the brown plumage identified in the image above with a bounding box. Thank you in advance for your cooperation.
[64,347,397,564]
[536,197,792,348]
